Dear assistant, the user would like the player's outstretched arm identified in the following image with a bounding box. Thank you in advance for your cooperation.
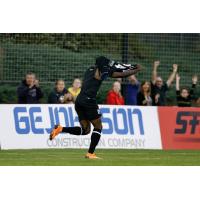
[111,64,142,78]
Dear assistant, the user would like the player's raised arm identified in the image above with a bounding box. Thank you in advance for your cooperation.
[111,64,142,78]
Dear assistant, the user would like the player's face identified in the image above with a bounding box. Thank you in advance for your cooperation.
[181,89,189,98]
[26,74,35,86]
[156,77,163,88]
[56,81,65,92]
[73,79,81,89]
[113,82,121,93]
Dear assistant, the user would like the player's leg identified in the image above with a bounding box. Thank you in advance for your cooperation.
[62,120,91,135]
[85,117,102,159]
[50,101,90,140]
[49,120,90,140]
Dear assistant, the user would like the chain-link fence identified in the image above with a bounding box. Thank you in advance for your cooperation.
[0,33,200,84]
[0,33,199,104]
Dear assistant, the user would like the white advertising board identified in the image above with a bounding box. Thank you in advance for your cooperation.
[0,104,162,149]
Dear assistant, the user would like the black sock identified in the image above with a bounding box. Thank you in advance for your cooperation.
[62,126,82,135]
[88,129,101,154]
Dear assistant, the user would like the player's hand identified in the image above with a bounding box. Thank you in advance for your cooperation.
[176,74,180,81]
[153,61,160,68]
[192,75,198,84]
[173,64,178,72]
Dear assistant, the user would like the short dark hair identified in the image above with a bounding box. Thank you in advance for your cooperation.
[180,87,189,93]
[95,56,110,68]
[55,79,65,85]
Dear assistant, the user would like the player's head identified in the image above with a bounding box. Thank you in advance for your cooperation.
[25,72,36,86]
[155,76,163,87]
[95,56,111,80]
[55,79,65,92]
[180,87,189,98]
[95,56,110,69]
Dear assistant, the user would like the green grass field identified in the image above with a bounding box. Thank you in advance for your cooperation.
[0,149,200,166]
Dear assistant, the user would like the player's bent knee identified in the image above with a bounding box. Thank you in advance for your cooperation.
[93,123,102,131]
[81,126,91,135]
[91,118,102,130]
[82,129,90,135]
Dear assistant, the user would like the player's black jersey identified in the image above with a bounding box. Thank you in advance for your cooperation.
[78,66,108,99]
[78,62,138,100]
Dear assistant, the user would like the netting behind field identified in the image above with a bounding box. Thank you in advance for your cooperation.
[0,33,200,87]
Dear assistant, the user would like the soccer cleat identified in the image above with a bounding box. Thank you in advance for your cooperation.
[49,125,63,140]
[85,153,101,159]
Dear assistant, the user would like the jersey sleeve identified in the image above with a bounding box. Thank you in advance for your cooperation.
[108,67,115,77]
[108,62,138,77]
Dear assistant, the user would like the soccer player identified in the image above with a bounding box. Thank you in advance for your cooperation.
[49,56,142,159]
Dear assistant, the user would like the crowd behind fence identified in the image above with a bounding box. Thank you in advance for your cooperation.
[0,33,199,105]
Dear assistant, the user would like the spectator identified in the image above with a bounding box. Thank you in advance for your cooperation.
[17,72,43,104]
[151,61,178,106]
[137,81,152,106]
[68,78,82,101]
[106,81,125,105]
[48,79,68,104]
[176,74,198,107]
[125,75,140,105]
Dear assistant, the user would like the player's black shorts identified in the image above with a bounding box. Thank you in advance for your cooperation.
[75,95,102,121]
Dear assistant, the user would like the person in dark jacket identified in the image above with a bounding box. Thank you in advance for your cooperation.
[176,74,198,107]
[137,81,152,106]
[17,72,43,104]
[151,61,178,106]
[48,79,71,104]
[125,75,140,105]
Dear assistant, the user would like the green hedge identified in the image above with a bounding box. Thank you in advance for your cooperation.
[0,83,199,105]
[0,83,112,104]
